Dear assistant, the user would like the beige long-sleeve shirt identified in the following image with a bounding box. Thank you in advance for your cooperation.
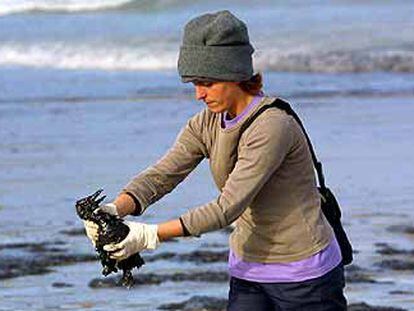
[123,96,333,263]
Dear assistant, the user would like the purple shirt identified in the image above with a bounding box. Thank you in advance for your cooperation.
[223,95,342,283]
[228,238,342,283]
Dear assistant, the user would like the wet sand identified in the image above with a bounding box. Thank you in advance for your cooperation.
[1,72,414,310]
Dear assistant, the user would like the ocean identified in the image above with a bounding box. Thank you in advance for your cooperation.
[1,1,414,310]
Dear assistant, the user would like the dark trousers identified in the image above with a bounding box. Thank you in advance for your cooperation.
[227,264,347,311]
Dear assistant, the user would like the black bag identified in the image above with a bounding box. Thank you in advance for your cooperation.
[237,98,353,265]
[318,186,353,265]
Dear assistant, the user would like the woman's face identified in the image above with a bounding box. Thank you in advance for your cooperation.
[193,81,242,114]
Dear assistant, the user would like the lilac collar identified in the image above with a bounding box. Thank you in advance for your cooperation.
[223,95,263,129]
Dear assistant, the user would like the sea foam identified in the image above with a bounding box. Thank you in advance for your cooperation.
[1,42,413,73]
[0,43,177,71]
[0,0,133,16]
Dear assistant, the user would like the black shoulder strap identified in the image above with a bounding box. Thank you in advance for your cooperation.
[238,98,326,190]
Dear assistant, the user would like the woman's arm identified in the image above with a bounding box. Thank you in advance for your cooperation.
[121,112,208,216]
[157,219,185,241]
[113,193,139,217]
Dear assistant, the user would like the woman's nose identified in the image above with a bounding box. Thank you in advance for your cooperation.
[195,85,207,100]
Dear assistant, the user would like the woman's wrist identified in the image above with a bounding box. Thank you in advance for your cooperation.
[157,219,185,241]
[113,193,138,217]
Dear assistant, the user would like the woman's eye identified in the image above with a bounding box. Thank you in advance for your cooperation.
[194,81,213,87]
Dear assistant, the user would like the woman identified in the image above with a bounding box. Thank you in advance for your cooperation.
[85,10,347,310]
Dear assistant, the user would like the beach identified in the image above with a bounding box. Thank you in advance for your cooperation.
[1,1,414,310]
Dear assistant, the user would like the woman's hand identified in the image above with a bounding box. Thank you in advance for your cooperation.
[83,220,99,246]
[103,221,159,260]
[94,202,119,216]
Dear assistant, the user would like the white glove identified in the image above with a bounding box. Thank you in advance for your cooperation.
[83,220,99,246]
[103,221,159,261]
[94,202,119,216]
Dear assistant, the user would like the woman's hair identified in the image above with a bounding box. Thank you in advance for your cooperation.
[239,73,263,96]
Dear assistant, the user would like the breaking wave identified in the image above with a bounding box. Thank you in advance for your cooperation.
[1,42,413,73]
[0,43,177,71]
[0,0,190,16]
[254,48,414,73]
[0,0,130,15]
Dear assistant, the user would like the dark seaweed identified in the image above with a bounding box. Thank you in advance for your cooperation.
[75,189,144,288]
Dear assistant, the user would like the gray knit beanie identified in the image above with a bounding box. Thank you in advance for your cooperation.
[178,10,254,82]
